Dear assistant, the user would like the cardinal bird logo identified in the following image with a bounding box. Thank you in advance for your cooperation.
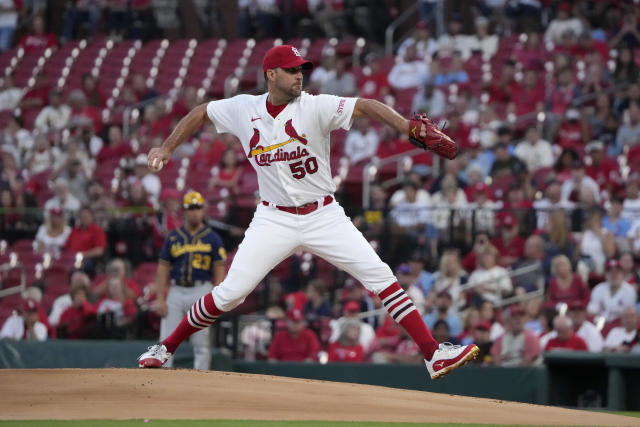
[284,119,307,145]
[247,128,261,158]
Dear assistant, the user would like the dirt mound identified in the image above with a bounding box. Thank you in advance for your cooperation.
[0,369,637,425]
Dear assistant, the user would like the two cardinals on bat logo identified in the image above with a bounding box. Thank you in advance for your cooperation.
[248,119,307,159]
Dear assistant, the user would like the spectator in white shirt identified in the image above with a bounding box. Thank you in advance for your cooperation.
[468,246,513,305]
[397,20,439,60]
[561,161,600,203]
[320,57,356,96]
[623,179,640,222]
[0,0,18,52]
[463,16,498,61]
[0,73,22,111]
[544,2,584,45]
[388,44,430,90]
[132,153,161,205]
[514,126,554,172]
[309,52,336,93]
[44,177,81,221]
[25,133,61,175]
[540,300,603,352]
[430,173,469,232]
[343,118,379,165]
[35,206,71,257]
[604,306,639,352]
[412,81,446,118]
[2,115,33,167]
[0,299,47,341]
[34,88,71,132]
[389,172,431,207]
[437,13,469,58]
[533,180,574,229]
[588,258,637,323]
[580,208,615,275]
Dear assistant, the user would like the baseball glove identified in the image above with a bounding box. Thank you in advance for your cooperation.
[408,113,458,160]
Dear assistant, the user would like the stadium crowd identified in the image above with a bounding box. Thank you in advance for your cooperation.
[1,0,640,367]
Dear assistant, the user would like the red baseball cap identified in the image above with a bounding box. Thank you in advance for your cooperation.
[606,259,622,272]
[497,212,517,228]
[286,307,304,321]
[263,45,313,72]
[344,301,360,313]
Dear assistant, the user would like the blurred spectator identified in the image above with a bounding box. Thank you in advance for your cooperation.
[343,118,379,165]
[561,161,600,204]
[547,254,590,308]
[389,172,430,207]
[62,0,102,41]
[44,177,81,221]
[585,141,620,195]
[512,235,547,292]
[65,206,107,272]
[412,81,446,118]
[431,250,467,308]
[620,252,639,286]
[604,306,639,353]
[208,148,242,195]
[152,188,181,243]
[491,212,525,268]
[86,179,116,229]
[313,1,346,39]
[130,72,157,102]
[423,291,462,337]
[95,276,138,338]
[18,15,56,52]
[437,13,467,57]
[489,142,525,179]
[81,73,106,108]
[309,53,336,93]
[34,206,71,256]
[0,74,23,111]
[608,6,640,49]
[328,318,364,363]
[330,300,376,351]
[614,46,639,85]
[76,124,104,158]
[544,2,583,44]
[430,172,469,234]
[514,126,553,172]
[467,245,512,305]
[26,134,60,176]
[462,231,489,272]
[588,259,637,323]
[0,299,47,341]
[566,301,604,352]
[303,279,332,326]
[511,65,546,118]
[547,67,581,117]
[544,315,588,351]
[268,308,320,362]
[431,51,469,86]
[486,59,517,105]
[0,0,17,52]
[19,73,50,111]
[35,88,71,132]
[49,270,90,328]
[623,178,640,222]
[464,16,498,61]
[491,305,541,366]
[92,258,141,300]
[614,101,640,155]
[603,196,631,244]
[534,182,574,230]
[357,54,391,100]
[388,44,429,90]
[320,57,356,96]
[97,125,132,162]
[68,90,101,134]
[370,327,422,364]
[57,283,97,339]
[431,319,460,345]
[52,151,90,203]
[397,20,438,60]
[552,148,580,184]
[133,153,161,205]
[556,108,591,154]
[479,300,505,341]
[579,208,615,274]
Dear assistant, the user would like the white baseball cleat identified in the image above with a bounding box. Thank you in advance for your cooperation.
[138,344,172,368]
[425,342,479,380]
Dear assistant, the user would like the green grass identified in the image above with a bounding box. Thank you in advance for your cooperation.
[603,411,640,418]
[0,422,568,427]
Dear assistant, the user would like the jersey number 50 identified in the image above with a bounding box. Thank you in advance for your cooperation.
[289,157,318,179]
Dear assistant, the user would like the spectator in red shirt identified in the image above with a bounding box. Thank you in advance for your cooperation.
[547,67,581,116]
[208,148,242,195]
[81,73,106,108]
[556,108,591,155]
[68,90,102,135]
[91,258,142,300]
[357,54,390,101]
[267,308,320,362]
[328,318,364,363]
[96,125,132,162]
[486,59,518,105]
[547,254,590,307]
[18,15,57,52]
[65,207,107,274]
[58,283,97,339]
[491,212,525,268]
[545,315,588,351]
[511,65,546,118]
[490,305,541,366]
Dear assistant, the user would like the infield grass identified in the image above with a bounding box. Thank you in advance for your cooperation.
[0,421,624,427]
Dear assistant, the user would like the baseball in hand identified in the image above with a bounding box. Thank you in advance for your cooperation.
[150,157,164,172]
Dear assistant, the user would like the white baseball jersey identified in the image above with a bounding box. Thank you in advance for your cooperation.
[206,91,357,206]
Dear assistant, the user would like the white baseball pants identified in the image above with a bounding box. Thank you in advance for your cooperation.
[211,201,396,312]
[160,283,214,369]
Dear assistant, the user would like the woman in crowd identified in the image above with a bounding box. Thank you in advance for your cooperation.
[468,246,513,305]
[328,318,364,363]
[430,250,468,309]
[209,148,243,195]
[579,208,615,274]
[547,254,590,307]
[34,206,71,257]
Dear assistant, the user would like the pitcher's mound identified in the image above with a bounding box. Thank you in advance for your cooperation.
[0,369,638,426]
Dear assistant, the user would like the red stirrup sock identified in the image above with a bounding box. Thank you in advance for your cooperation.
[162,292,222,354]
[378,282,439,360]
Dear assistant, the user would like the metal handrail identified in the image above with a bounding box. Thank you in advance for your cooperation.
[384,3,419,56]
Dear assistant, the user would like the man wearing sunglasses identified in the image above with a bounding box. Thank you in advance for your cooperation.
[152,190,227,370]
[140,45,475,380]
